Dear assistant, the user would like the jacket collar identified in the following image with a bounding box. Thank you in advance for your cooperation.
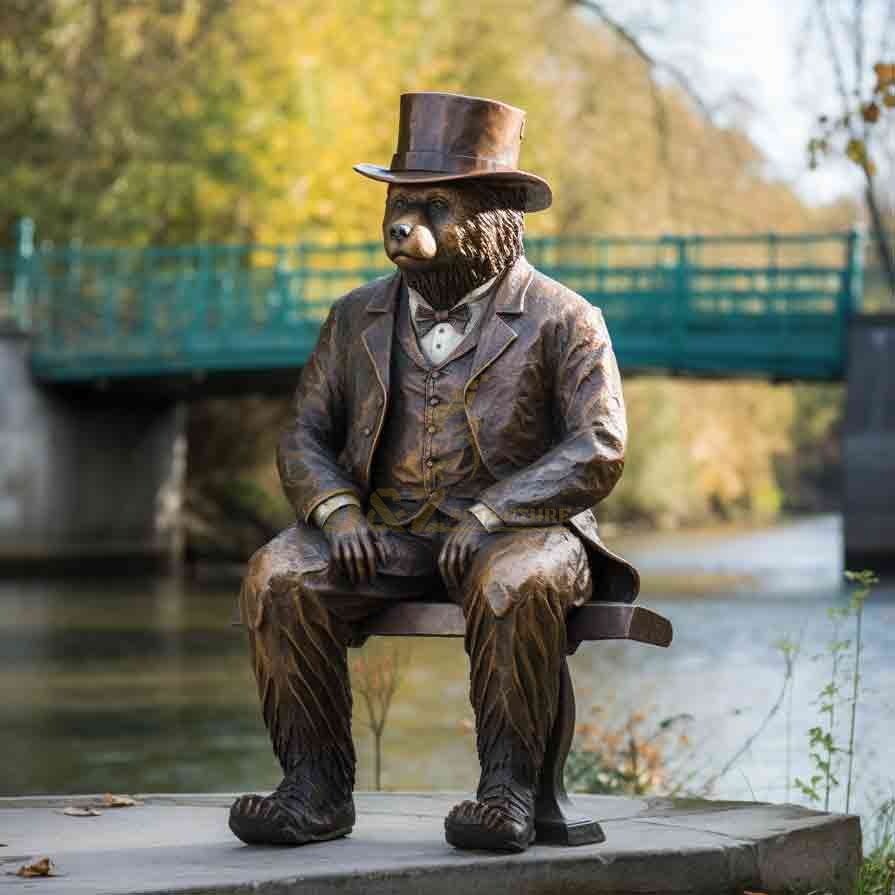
[365,271,402,313]
[362,255,533,397]
[493,255,533,314]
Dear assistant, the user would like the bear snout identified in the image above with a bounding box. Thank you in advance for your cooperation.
[386,223,438,262]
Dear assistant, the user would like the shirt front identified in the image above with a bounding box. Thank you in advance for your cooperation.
[406,276,496,366]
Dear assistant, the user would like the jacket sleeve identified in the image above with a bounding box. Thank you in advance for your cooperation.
[277,301,362,523]
[476,303,626,527]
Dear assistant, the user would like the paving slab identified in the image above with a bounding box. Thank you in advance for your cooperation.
[0,792,860,895]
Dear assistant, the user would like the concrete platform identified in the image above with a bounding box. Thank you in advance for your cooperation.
[0,793,860,894]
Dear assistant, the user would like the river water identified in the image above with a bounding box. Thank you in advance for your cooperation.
[2,514,892,829]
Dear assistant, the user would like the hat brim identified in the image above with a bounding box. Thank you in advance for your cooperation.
[353,164,552,213]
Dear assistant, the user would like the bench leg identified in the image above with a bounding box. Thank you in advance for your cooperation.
[534,658,606,846]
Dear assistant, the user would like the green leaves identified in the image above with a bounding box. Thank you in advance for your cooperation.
[795,568,878,813]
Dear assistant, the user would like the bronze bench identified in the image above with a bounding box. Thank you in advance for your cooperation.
[354,600,673,846]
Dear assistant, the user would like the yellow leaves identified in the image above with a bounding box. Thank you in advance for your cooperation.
[102,793,142,808]
[612,377,795,527]
[15,857,55,878]
[811,61,894,181]
[10,0,845,246]
[845,138,877,176]
[846,138,865,162]
[574,706,690,795]
[873,62,895,90]
[870,61,895,115]
[861,102,881,124]
[175,0,203,46]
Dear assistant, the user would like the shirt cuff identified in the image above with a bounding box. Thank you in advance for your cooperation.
[469,502,503,532]
[311,493,362,528]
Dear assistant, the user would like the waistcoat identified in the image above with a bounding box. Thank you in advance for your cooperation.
[369,292,497,528]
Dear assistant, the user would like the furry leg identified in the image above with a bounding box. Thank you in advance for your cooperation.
[230,569,356,845]
[445,580,568,852]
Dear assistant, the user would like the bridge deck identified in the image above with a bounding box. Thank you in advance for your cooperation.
[1,232,861,385]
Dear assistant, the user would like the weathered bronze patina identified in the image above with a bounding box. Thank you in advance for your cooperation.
[229,92,640,853]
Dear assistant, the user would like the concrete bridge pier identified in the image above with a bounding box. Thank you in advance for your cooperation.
[844,314,895,570]
[0,328,185,569]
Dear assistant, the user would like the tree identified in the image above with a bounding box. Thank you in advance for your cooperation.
[805,1,895,295]
[0,0,253,246]
[1,1,852,546]
[570,1,894,297]
[352,641,410,791]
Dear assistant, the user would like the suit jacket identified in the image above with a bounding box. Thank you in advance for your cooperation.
[277,255,640,602]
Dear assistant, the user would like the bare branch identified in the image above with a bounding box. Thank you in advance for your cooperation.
[817,0,854,119]
[571,0,715,121]
[855,0,865,106]
[881,0,895,61]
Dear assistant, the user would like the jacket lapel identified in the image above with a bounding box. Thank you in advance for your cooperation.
[467,256,534,384]
[362,257,534,396]
[361,273,401,401]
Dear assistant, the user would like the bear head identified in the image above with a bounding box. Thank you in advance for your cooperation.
[382,181,526,309]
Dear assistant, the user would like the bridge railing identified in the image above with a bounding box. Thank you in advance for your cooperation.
[526,232,857,379]
[0,219,36,330]
[6,229,861,382]
[21,240,395,378]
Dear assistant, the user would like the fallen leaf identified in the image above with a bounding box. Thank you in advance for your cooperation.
[102,793,142,808]
[62,806,102,817]
[16,857,55,878]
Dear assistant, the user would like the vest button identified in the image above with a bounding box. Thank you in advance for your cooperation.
[426,459,435,467]
[427,425,436,434]
[362,427,372,436]
[430,397,439,406]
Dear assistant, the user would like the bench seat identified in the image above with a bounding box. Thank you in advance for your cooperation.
[358,601,672,652]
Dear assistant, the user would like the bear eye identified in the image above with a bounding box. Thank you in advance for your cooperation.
[428,197,448,211]
[392,196,407,210]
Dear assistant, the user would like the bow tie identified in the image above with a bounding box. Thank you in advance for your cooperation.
[413,302,471,337]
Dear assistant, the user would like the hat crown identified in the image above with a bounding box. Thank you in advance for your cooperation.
[392,92,525,174]
[352,91,552,212]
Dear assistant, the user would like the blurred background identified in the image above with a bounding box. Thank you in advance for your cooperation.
[0,0,892,846]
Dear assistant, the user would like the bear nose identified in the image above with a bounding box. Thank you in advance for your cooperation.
[389,223,413,240]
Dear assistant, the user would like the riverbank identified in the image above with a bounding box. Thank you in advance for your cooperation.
[1,514,891,831]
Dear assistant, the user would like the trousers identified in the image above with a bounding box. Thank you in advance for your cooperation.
[239,517,592,791]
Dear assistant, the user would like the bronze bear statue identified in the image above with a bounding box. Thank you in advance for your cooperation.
[229,92,637,853]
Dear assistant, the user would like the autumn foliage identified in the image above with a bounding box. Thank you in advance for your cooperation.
[0,1,858,537]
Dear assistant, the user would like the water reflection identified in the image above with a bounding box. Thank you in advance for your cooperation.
[1,515,892,829]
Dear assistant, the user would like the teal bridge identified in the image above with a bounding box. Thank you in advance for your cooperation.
[0,229,865,391]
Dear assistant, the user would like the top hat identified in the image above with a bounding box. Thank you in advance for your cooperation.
[354,92,552,212]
